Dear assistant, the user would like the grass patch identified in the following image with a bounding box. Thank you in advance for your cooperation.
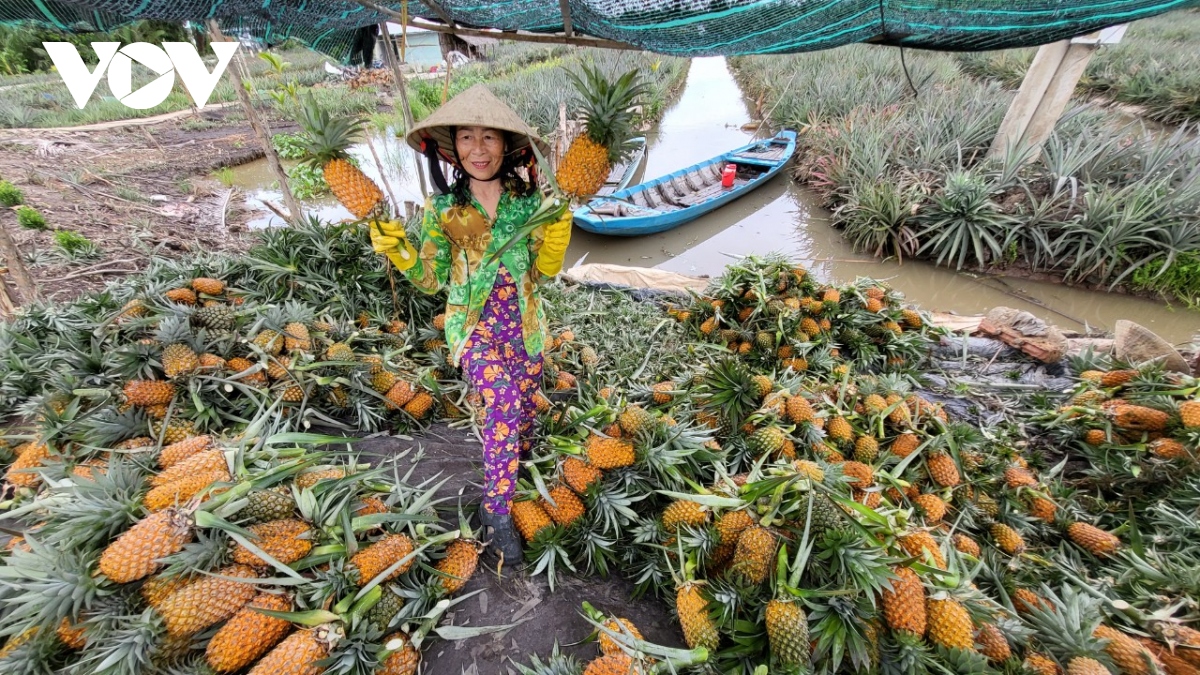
[212,167,235,187]
[52,230,100,259]
[0,180,23,206]
[16,205,45,230]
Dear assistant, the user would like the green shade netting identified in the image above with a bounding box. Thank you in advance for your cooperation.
[2,0,1198,61]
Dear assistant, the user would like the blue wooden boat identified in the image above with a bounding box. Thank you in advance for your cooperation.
[596,136,647,197]
[573,130,797,236]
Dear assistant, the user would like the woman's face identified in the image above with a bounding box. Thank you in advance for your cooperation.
[455,126,505,181]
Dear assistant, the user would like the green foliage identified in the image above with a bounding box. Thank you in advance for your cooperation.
[212,167,235,187]
[286,162,331,199]
[52,230,100,259]
[272,132,312,160]
[16,205,45,230]
[0,180,24,206]
[1132,251,1200,307]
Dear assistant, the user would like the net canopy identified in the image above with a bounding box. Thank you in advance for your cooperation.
[2,0,1197,62]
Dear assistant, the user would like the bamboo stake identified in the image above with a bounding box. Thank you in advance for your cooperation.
[206,20,303,223]
[379,21,429,197]
[441,48,453,105]
[0,209,39,304]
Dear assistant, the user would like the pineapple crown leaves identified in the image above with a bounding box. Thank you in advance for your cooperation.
[578,605,710,665]
[1021,584,1114,665]
[806,591,880,674]
[564,63,649,162]
[68,607,164,675]
[294,92,366,167]
[0,535,108,639]
[38,457,146,552]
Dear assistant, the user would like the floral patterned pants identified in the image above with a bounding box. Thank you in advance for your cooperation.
[461,266,543,515]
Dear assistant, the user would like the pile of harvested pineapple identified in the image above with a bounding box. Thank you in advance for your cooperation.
[1,216,1199,675]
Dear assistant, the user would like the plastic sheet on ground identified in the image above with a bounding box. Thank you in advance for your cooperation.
[563,262,709,296]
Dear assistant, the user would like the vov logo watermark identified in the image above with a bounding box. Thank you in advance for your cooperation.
[42,42,239,110]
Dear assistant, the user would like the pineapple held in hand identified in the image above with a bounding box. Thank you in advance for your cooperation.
[296,92,384,219]
[556,64,648,199]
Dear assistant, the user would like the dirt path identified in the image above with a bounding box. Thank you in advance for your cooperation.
[0,104,317,301]
[0,101,240,133]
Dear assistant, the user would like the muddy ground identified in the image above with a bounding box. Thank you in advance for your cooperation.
[0,102,367,302]
[349,425,684,674]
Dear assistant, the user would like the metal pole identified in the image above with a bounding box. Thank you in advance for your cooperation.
[206,20,304,223]
[379,22,429,197]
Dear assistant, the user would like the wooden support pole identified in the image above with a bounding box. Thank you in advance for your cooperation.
[0,210,39,305]
[206,20,304,224]
[379,22,429,197]
[988,34,1100,161]
[559,0,575,38]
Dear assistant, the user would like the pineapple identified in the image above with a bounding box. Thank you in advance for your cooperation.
[618,405,654,436]
[1005,466,1038,488]
[599,617,643,655]
[1067,522,1120,557]
[230,519,314,567]
[583,654,640,675]
[254,330,284,356]
[991,523,1026,555]
[748,426,786,457]
[891,432,921,459]
[150,418,196,444]
[842,460,874,487]
[5,441,52,488]
[1066,657,1112,675]
[165,287,197,305]
[371,370,398,394]
[1025,653,1062,675]
[385,381,417,409]
[927,597,975,651]
[296,467,345,489]
[952,533,981,557]
[367,590,406,634]
[733,526,777,585]
[1028,496,1058,522]
[556,65,646,198]
[144,468,230,511]
[786,396,816,424]
[282,305,312,352]
[586,435,635,469]
[676,582,719,652]
[899,531,946,568]
[901,309,923,329]
[1110,404,1169,432]
[1093,625,1161,675]
[1013,588,1049,615]
[151,449,226,486]
[205,592,293,672]
[157,435,211,469]
[854,435,880,462]
[1150,438,1188,460]
[1100,369,1138,388]
[296,93,383,219]
[124,380,176,407]
[436,539,481,594]
[926,452,961,487]
[193,304,236,331]
[99,508,193,583]
[651,381,674,404]
[247,623,343,675]
[512,500,553,542]
[975,623,1011,662]
[561,457,602,494]
[882,566,926,635]
[403,392,434,419]
[379,632,421,675]
[158,564,259,635]
[191,277,225,295]
[913,493,947,523]
[349,533,416,585]
[540,485,586,526]
[242,487,296,524]
[1180,400,1200,428]
[827,416,853,443]
[662,499,709,533]
[765,597,810,666]
[227,357,268,386]
[162,343,200,378]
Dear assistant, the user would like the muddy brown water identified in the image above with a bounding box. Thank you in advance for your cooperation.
[227,57,1197,345]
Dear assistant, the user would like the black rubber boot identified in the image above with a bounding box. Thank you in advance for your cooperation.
[479,509,524,565]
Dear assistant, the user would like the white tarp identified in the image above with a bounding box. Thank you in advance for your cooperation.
[563,263,710,294]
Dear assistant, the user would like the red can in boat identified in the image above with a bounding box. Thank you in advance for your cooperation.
[721,163,737,188]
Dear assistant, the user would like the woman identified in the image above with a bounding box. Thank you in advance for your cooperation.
[369,84,572,562]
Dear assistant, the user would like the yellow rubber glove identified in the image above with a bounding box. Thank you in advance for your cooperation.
[369,220,418,271]
[535,212,573,277]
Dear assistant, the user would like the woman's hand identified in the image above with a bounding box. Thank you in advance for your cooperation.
[370,220,419,271]
[535,212,572,277]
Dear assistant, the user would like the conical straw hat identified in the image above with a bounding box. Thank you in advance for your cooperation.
[405,84,549,165]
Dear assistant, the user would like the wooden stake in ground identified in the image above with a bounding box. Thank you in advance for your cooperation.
[379,22,429,197]
[0,209,40,305]
[206,20,304,223]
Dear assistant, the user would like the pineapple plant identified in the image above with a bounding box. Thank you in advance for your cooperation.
[295,93,384,219]
[98,507,193,583]
[557,65,647,199]
[205,592,293,672]
[349,533,416,585]
[436,538,481,594]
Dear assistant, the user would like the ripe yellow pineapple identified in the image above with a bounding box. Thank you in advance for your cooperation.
[926,452,961,487]
[1027,496,1058,522]
[561,456,603,494]
[927,597,975,651]
[1066,657,1112,675]
[165,287,197,305]
[854,435,880,462]
[598,617,643,655]
[1013,588,1049,615]
[1100,369,1139,388]
[296,94,383,219]
[975,623,1011,662]
[676,582,719,652]
[99,508,194,583]
[1111,404,1169,432]
[557,65,647,198]
[144,469,230,512]
[247,623,343,675]
[1067,522,1120,557]
[5,441,52,488]
[1180,400,1200,428]
[350,533,415,585]
[385,381,417,409]
[827,416,853,443]
[191,277,225,295]
[891,432,921,459]
[512,500,553,542]
[230,519,314,568]
[991,523,1026,555]
[57,617,86,650]
[436,539,481,594]
[952,533,981,557]
[403,392,435,419]
[583,653,642,675]
[379,632,421,675]
[841,460,874,487]
[1005,465,1038,488]
[913,493,947,523]
[899,531,946,568]
[786,396,816,425]
[1150,438,1188,460]
[157,435,211,469]
[205,592,293,672]
[162,343,200,378]
[159,564,259,635]
[765,597,810,666]
[661,499,709,533]
[124,380,176,407]
[618,405,654,436]
[296,467,345,489]
[1025,653,1062,675]
[882,566,926,636]
[1093,625,1162,675]
[586,435,635,469]
[540,485,586,526]
[733,526,777,585]
[152,449,227,487]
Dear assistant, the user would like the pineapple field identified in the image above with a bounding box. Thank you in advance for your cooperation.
[0,192,1199,674]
